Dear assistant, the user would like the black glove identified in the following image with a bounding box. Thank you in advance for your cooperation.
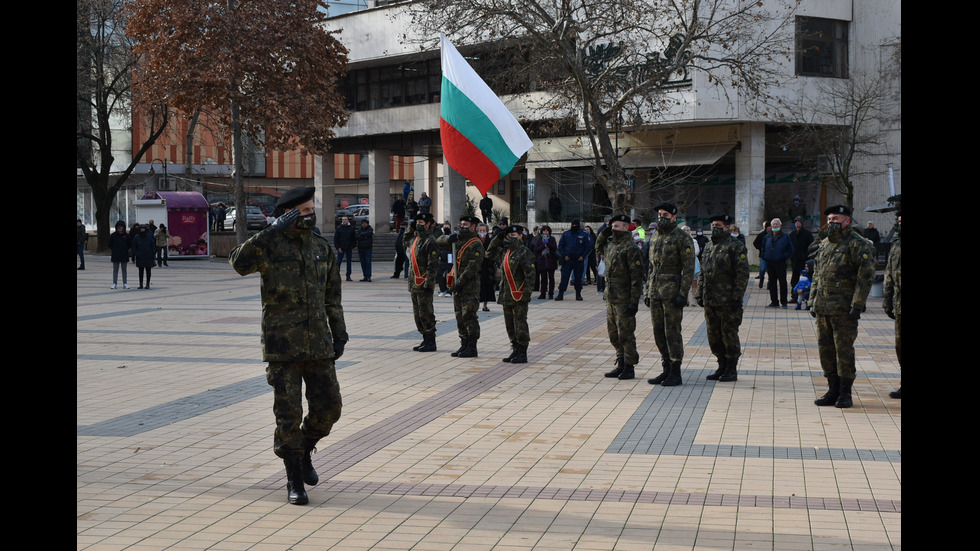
[624,303,638,316]
[644,297,651,308]
[448,234,459,244]
[848,307,862,320]
[884,307,895,320]
[601,226,612,237]
[810,310,817,318]
[271,208,300,231]
[696,298,704,307]
[671,295,688,307]
[333,341,345,360]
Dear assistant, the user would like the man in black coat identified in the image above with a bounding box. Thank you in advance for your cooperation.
[392,221,408,279]
[333,215,357,281]
[789,217,814,302]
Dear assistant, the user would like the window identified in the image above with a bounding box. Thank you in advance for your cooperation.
[796,17,848,78]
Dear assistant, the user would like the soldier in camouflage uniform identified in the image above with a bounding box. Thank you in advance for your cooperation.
[486,225,537,363]
[696,214,750,382]
[809,205,876,409]
[229,187,347,506]
[882,208,901,399]
[593,215,646,380]
[645,202,696,386]
[437,215,486,358]
[405,212,440,352]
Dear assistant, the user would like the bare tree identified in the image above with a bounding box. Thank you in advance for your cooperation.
[77,0,169,251]
[127,0,350,243]
[411,0,798,214]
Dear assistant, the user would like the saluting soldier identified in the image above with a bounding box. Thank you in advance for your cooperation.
[645,202,696,386]
[229,187,347,506]
[486,224,537,363]
[594,214,646,380]
[810,205,876,409]
[438,215,486,358]
[696,214,750,382]
[882,207,901,399]
[405,212,440,352]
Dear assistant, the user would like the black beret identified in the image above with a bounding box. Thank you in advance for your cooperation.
[459,214,481,225]
[710,214,733,224]
[610,214,631,224]
[824,204,852,217]
[654,202,678,215]
[499,217,509,225]
[505,225,524,235]
[276,187,315,210]
[416,212,435,223]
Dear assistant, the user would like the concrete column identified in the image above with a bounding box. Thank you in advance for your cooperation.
[314,153,336,232]
[443,161,466,226]
[735,122,766,265]
[525,167,537,225]
[367,149,391,232]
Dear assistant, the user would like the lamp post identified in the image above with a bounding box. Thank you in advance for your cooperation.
[148,158,169,192]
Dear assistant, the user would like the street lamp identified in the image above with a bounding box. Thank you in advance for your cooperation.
[147,158,169,191]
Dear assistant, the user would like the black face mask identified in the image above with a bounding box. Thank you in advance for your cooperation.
[295,213,316,230]
[711,226,727,239]
[827,222,844,242]
[658,217,676,233]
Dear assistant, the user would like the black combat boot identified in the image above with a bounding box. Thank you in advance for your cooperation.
[814,374,840,406]
[555,290,565,301]
[889,387,901,399]
[605,357,625,378]
[509,345,528,364]
[835,377,854,408]
[502,345,517,362]
[451,339,468,357]
[538,291,547,300]
[458,339,478,358]
[416,334,437,352]
[617,363,635,380]
[661,360,683,386]
[575,289,583,301]
[648,358,671,385]
[718,357,738,382]
[301,438,319,486]
[283,457,309,505]
[706,358,726,381]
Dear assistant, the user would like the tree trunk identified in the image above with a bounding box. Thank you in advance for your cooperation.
[231,99,248,244]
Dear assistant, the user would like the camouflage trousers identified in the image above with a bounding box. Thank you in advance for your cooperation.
[454,292,481,341]
[816,314,859,379]
[411,288,436,337]
[607,302,638,366]
[894,313,902,369]
[704,305,743,361]
[266,360,343,459]
[503,302,530,347]
[649,299,685,362]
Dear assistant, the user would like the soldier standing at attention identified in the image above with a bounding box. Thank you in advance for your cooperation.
[405,212,440,352]
[645,202,696,387]
[810,205,876,409]
[696,214,750,382]
[438,215,486,358]
[229,187,348,506]
[593,214,645,380]
[486,225,537,363]
[882,207,901,399]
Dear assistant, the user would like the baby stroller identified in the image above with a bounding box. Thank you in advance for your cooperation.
[793,269,811,310]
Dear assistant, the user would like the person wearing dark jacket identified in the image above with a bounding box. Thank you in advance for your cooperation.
[333,216,357,281]
[752,220,770,289]
[392,222,408,279]
[132,224,157,289]
[789,217,814,302]
[479,194,494,225]
[762,218,794,307]
[392,196,407,231]
[555,220,593,301]
[534,225,559,299]
[77,219,88,270]
[355,219,374,281]
[109,221,132,289]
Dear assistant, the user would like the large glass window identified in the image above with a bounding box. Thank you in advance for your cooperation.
[796,17,849,78]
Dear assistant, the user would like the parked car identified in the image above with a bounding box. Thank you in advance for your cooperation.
[225,206,269,231]
[336,203,395,228]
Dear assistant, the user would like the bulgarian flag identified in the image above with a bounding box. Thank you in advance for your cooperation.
[440,33,533,196]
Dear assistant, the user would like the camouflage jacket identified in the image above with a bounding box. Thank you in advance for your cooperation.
[437,230,486,294]
[603,230,645,305]
[404,224,440,292]
[882,235,901,316]
[810,229,876,316]
[486,235,536,304]
[646,224,696,301]
[229,227,347,362]
[696,234,750,307]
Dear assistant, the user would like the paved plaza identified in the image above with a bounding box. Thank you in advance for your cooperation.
[77,254,900,550]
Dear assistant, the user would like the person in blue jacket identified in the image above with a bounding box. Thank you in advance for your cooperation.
[762,218,794,308]
[555,219,594,301]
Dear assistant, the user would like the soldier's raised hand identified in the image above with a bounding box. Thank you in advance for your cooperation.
[271,209,300,232]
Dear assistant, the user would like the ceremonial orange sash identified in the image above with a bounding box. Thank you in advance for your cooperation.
[411,236,426,286]
[503,249,525,301]
[446,237,480,289]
